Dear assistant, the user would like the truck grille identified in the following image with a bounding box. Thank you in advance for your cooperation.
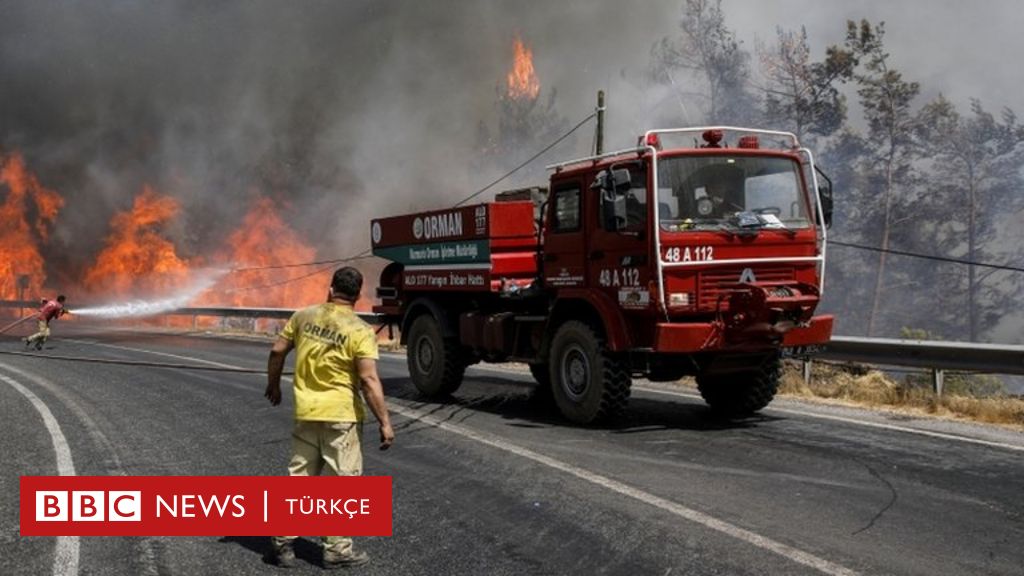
[698,266,795,309]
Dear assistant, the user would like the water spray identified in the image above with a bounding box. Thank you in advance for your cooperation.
[71,269,228,319]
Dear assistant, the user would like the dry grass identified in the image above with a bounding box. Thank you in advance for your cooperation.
[779,361,1024,430]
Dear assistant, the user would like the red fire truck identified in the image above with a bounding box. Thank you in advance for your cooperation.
[371,127,834,423]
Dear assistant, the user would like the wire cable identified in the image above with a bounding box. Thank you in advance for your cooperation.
[230,251,373,272]
[0,349,290,374]
[830,240,1024,274]
[218,111,598,289]
[221,262,338,293]
[454,111,597,207]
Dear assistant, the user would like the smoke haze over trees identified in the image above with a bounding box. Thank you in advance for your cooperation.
[0,1,1021,348]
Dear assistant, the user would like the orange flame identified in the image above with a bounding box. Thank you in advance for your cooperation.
[205,197,326,308]
[82,186,191,297]
[0,152,63,301]
[507,36,540,101]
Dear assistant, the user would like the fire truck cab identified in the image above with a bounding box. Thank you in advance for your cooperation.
[372,127,834,424]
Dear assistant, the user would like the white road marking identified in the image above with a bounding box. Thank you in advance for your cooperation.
[0,367,79,576]
[423,355,1024,454]
[0,363,161,576]
[66,338,241,368]
[388,402,859,576]
[94,345,858,574]
[635,386,1024,453]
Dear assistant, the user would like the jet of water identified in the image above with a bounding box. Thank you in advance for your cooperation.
[71,269,227,318]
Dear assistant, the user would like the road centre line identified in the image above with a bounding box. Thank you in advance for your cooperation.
[80,344,857,575]
[388,402,859,576]
[0,365,79,576]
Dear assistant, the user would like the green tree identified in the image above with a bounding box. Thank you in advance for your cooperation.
[650,0,757,124]
[915,97,1024,340]
[757,26,858,142]
[849,20,923,336]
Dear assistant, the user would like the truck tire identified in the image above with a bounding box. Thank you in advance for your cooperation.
[696,353,781,417]
[406,313,466,398]
[548,321,631,424]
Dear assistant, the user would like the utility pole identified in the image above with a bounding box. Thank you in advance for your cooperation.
[596,90,605,155]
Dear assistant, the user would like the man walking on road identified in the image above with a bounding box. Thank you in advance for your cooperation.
[24,295,68,350]
[265,266,394,569]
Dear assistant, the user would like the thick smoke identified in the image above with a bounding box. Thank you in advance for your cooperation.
[0,1,675,288]
[2,1,1022,340]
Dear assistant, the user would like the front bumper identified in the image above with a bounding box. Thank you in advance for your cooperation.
[652,314,834,353]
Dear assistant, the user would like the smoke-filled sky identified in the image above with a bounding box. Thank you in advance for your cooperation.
[1,0,1021,291]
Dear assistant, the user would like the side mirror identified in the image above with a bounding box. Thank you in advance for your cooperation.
[601,190,627,231]
[813,166,834,229]
[592,168,632,193]
[610,168,632,192]
[594,167,633,231]
[818,185,833,228]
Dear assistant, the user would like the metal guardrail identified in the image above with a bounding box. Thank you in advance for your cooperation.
[0,301,380,324]
[819,336,1024,376]
[808,336,1024,395]
[166,307,383,325]
[4,301,1023,393]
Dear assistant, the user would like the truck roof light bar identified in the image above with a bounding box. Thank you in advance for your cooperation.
[545,147,645,172]
[645,126,801,150]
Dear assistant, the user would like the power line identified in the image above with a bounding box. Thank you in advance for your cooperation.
[230,251,372,272]
[830,240,1024,274]
[223,110,598,288]
[454,111,597,207]
[223,262,338,293]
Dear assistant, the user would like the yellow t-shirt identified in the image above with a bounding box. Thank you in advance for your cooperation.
[280,302,378,422]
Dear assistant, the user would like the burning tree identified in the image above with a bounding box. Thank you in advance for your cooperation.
[82,186,191,298]
[209,196,327,308]
[477,35,568,185]
[0,152,64,302]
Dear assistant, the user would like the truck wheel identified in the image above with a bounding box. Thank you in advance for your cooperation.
[406,313,466,397]
[549,321,631,424]
[696,353,781,417]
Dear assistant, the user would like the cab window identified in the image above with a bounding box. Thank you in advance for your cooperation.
[551,186,581,232]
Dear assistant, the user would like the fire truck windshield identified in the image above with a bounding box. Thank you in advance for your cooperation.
[656,156,810,231]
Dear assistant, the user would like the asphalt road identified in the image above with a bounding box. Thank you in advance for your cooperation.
[1,325,1023,576]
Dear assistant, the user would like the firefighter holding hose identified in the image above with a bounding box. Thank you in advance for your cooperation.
[23,295,68,350]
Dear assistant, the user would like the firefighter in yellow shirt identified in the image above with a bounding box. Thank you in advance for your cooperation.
[264,266,394,569]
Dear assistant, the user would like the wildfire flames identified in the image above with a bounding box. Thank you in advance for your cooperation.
[507,36,540,101]
[0,152,63,301]
[83,186,191,297]
[1,148,332,315]
[207,197,327,308]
